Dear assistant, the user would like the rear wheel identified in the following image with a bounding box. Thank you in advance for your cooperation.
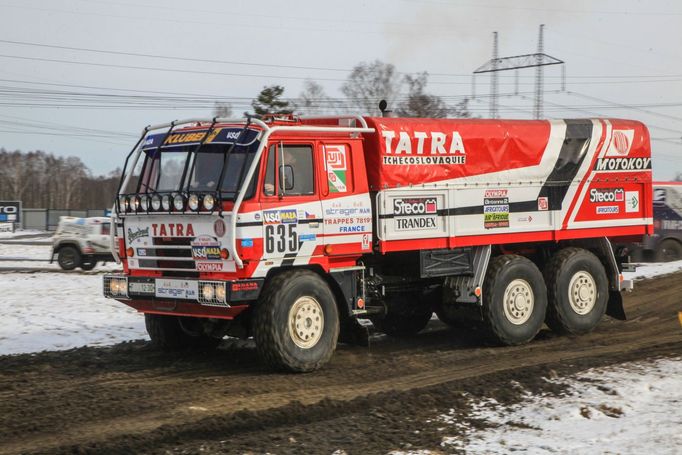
[145,314,221,350]
[57,246,80,271]
[371,288,435,337]
[253,270,339,372]
[482,255,547,345]
[656,239,682,262]
[544,247,608,335]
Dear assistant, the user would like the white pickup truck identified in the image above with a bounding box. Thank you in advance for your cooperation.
[51,216,114,270]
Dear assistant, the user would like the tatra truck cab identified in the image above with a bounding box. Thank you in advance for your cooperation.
[104,115,652,372]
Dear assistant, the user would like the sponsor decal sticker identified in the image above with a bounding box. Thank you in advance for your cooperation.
[381,130,466,165]
[324,144,348,193]
[484,189,510,229]
[393,197,439,231]
[589,188,624,203]
[151,223,195,237]
[299,233,317,242]
[362,233,371,250]
[263,209,298,224]
[214,219,226,237]
[596,205,620,214]
[196,262,223,272]
[240,238,254,247]
[625,191,640,213]
[594,157,651,172]
[191,235,221,260]
[606,129,635,156]
[155,279,198,300]
[537,196,549,211]
[136,248,148,257]
[127,226,149,242]
[232,281,260,292]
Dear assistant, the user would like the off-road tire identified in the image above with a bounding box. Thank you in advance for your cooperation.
[253,269,339,373]
[80,260,97,271]
[482,254,547,345]
[145,314,221,350]
[656,239,682,262]
[544,247,608,335]
[372,288,435,337]
[57,246,80,271]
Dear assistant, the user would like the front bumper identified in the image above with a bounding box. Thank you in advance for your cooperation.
[103,274,263,309]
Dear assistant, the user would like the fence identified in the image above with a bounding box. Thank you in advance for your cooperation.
[22,209,110,231]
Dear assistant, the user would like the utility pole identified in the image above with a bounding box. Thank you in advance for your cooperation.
[534,24,545,120]
[473,25,564,120]
[490,32,499,119]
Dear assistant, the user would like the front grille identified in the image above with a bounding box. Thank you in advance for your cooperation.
[134,236,195,272]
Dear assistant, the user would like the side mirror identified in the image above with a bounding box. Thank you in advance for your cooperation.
[279,165,295,192]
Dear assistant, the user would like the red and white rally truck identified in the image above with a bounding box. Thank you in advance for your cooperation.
[104,114,652,371]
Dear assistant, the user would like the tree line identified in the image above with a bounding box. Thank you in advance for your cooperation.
[0,149,120,209]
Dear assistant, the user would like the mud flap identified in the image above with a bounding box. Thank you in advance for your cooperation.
[338,317,370,347]
[606,290,627,321]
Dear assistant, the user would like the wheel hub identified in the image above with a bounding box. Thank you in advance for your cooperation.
[568,271,597,315]
[503,279,534,325]
[288,296,324,349]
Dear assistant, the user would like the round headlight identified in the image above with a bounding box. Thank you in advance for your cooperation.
[188,193,200,211]
[140,195,149,211]
[202,283,215,300]
[118,195,126,212]
[203,194,215,211]
[132,195,141,212]
[124,196,132,212]
[161,195,171,211]
[151,194,162,211]
[215,284,226,302]
[110,280,120,294]
[173,194,185,211]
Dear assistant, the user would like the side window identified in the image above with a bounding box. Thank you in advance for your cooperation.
[263,144,314,196]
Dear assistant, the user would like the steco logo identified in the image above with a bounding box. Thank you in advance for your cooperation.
[590,188,624,203]
[0,206,17,214]
[393,198,438,216]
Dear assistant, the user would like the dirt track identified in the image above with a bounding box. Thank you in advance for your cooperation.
[1,273,681,455]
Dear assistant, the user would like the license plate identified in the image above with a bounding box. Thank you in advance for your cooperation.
[155,279,198,300]
[129,282,155,295]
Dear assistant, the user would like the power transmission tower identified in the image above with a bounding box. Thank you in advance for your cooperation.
[473,25,565,119]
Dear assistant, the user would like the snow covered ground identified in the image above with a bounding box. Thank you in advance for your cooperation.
[0,273,146,356]
[442,356,682,454]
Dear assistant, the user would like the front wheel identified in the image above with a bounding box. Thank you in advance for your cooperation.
[57,246,80,271]
[253,270,339,372]
[482,255,547,345]
[544,247,608,335]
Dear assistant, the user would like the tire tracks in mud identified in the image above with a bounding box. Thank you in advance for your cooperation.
[0,273,680,454]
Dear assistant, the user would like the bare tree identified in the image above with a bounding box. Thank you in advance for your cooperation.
[298,80,336,115]
[396,72,448,118]
[341,60,402,116]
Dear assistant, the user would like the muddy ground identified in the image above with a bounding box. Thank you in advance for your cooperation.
[1,273,681,455]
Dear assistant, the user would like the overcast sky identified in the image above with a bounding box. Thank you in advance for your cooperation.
[1,0,681,179]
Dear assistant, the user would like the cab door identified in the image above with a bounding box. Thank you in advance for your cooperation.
[259,141,324,266]
[320,141,373,255]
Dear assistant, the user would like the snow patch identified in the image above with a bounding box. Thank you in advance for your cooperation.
[441,357,682,454]
[0,273,146,356]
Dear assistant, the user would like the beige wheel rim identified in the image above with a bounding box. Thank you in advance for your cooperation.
[568,271,597,315]
[503,279,534,325]
[288,296,324,349]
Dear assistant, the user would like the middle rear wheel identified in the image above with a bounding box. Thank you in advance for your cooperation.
[481,254,547,345]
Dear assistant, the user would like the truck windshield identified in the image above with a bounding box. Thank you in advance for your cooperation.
[135,143,258,200]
